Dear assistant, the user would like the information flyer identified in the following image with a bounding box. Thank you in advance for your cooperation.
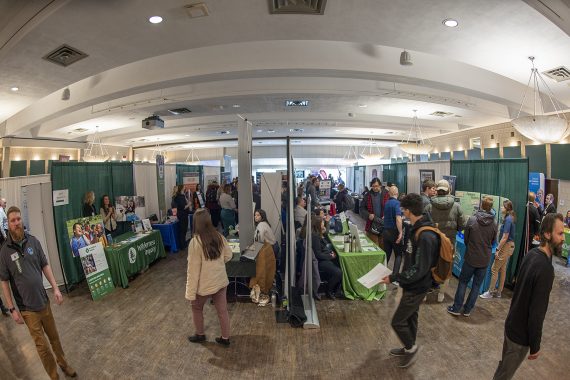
[79,242,114,300]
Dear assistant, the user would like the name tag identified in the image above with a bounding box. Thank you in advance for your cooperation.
[10,253,19,261]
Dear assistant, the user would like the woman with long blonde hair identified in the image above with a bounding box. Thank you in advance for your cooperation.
[186,208,232,346]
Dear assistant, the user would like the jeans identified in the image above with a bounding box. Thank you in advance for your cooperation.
[391,290,427,349]
[382,228,404,275]
[451,261,487,313]
[492,334,529,380]
[21,303,72,380]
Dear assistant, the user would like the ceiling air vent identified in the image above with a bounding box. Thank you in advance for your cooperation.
[72,128,89,133]
[184,3,209,18]
[168,107,192,115]
[42,44,88,67]
[269,0,327,15]
[430,111,453,117]
[543,66,570,82]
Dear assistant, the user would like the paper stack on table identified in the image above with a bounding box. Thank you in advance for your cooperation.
[357,263,392,289]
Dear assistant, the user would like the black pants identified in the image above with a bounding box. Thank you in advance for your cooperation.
[178,213,189,249]
[318,260,342,294]
[391,290,427,349]
[383,228,404,275]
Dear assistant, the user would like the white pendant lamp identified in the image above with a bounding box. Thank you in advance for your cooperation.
[360,138,384,160]
[83,127,110,162]
[511,57,569,144]
[398,110,433,155]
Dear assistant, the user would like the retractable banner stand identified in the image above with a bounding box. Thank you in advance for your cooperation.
[79,243,114,300]
[529,172,545,207]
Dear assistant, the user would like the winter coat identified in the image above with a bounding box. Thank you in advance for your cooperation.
[464,210,498,268]
[425,195,465,244]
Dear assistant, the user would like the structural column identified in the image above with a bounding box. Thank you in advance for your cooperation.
[237,116,254,253]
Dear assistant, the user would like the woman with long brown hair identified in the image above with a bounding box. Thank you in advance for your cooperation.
[481,199,516,299]
[186,208,232,346]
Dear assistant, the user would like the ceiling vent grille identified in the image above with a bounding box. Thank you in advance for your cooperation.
[543,66,570,82]
[269,0,327,14]
[42,44,88,67]
[430,111,453,117]
[184,2,209,18]
[168,107,192,115]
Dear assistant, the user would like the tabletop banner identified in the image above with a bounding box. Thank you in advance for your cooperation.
[79,242,114,300]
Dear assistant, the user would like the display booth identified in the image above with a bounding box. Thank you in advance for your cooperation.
[382,163,407,193]
[451,159,528,286]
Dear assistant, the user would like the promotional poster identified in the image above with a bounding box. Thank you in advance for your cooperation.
[529,172,545,208]
[66,215,108,258]
[115,196,146,222]
[79,242,114,300]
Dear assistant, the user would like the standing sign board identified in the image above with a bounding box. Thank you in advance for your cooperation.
[529,172,545,208]
[319,180,332,199]
[79,243,114,300]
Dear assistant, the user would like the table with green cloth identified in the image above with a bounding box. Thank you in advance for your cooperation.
[328,233,386,301]
[104,231,166,288]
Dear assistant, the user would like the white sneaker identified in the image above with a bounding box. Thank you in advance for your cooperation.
[494,292,502,299]
[479,291,493,299]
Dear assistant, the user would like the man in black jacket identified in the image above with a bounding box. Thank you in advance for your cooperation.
[381,193,439,368]
[448,196,497,317]
[492,213,563,380]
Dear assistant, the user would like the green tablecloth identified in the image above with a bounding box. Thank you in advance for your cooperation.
[104,231,166,288]
[328,234,386,301]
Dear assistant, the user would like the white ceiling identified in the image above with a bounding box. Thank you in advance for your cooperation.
[1,0,569,150]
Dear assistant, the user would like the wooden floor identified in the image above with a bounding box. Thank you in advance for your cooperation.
[2,216,570,379]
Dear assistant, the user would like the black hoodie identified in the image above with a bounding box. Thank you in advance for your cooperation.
[464,210,498,268]
[389,214,439,294]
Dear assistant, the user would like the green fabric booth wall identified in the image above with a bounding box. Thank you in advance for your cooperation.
[51,162,135,285]
[451,159,529,286]
[382,163,407,194]
[175,164,203,189]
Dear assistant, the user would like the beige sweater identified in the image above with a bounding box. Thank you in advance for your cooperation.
[185,235,232,301]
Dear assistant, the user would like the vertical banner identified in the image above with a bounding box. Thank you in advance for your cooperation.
[79,242,114,300]
[224,155,232,172]
[529,172,545,208]
[156,154,166,220]
[319,179,332,199]
[20,186,30,232]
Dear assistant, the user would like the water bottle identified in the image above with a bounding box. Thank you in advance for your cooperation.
[344,233,350,252]
[282,295,288,309]
[271,292,277,308]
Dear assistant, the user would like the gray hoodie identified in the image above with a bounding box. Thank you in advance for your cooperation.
[464,210,498,268]
[425,195,464,244]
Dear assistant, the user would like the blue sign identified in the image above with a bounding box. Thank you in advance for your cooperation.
[528,172,545,208]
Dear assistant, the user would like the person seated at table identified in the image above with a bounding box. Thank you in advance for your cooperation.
[316,208,331,232]
[186,208,232,346]
[219,184,237,237]
[311,216,342,300]
[100,194,118,237]
[173,185,191,249]
[294,196,307,230]
[82,191,96,217]
[254,209,276,246]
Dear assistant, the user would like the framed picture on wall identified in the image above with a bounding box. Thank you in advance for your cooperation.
[419,169,435,192]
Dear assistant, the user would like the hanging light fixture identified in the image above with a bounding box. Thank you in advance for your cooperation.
[185,149,200,165]
[83,127,109,162]
[398,110,433,155]
[150,142,167,163]
[511,56,569,144]
[342,145,363,165]
[360,138,384,160]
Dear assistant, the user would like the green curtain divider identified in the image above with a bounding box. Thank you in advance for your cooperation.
[451,159,528,285]
[484,147,500,159]
[30,160,46,175]
[51,162,135,285]
[525,144,547,174]
[382,163,407,194]
[503,146,521,158]
[10,161,27,177]
[551,143,570,180]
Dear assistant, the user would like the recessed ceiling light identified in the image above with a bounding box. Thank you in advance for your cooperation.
[358,104,367,108]
[10,86,19,92]
[219,130,230,135]
[256,129,263,133]
[267,129,275,133]
[442,18,458,27]
[149,16,163,24]
[232,104,240,108]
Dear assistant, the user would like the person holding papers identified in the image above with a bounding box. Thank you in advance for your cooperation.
[380,193,440,368]
[311,216,342,300]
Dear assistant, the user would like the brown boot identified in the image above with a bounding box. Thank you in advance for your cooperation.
[60,365,77,378]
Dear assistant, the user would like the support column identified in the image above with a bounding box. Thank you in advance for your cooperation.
[546,143,552,178]
[237,116,254,253]
[2,147,10,178]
